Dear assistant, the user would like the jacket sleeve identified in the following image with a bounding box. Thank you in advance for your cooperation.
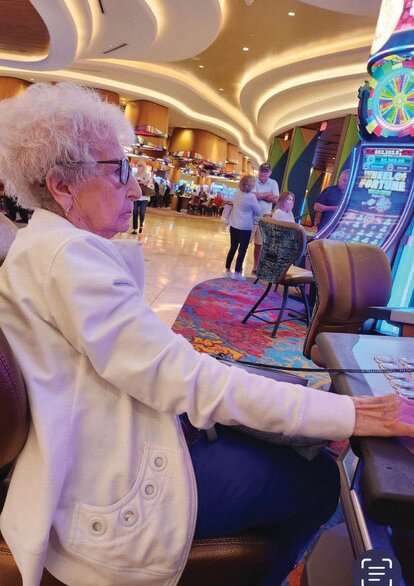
[249,194,262,220]
[45,236,355,440]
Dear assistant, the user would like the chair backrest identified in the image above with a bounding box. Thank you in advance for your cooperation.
[303,239,392,364]
[0,214,17,264]
[0,214,29,479]
[256,218,307,285]
[0,329,29,478]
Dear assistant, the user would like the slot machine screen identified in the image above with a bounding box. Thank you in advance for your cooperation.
[328,145,414,248]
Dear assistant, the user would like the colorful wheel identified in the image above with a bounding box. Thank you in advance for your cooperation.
[365,62,414,138]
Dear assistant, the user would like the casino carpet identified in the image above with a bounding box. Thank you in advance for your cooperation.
[172,276,344,586]
[171,276,330,389]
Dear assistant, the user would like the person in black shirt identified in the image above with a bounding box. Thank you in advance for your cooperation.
[314,169,349,232]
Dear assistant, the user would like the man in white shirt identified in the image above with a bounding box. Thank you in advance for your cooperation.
[252,163,279,273]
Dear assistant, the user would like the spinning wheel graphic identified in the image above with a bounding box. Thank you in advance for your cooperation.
[365,62,414,138]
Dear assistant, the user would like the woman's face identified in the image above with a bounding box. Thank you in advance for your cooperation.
[68,144,141,238]
[281,194,294,212]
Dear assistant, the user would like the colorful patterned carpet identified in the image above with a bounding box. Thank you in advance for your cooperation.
[172,276,330,389]
[172,276,344,586]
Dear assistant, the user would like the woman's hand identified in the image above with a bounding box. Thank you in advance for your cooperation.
[351,394,414,437]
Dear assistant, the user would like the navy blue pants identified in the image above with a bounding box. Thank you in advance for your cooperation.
[190,426,340,586]
[132,200,148,230]
[226,227,252,273]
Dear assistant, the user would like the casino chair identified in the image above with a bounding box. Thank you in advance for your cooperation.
[0,213,278,586]
[303,239,392,367]
[242,217,314,337]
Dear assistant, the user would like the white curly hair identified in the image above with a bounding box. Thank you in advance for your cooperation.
[0,82,135,210]
[239,174,256,193]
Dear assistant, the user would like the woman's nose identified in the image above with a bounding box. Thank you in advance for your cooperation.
[128,174,142,200]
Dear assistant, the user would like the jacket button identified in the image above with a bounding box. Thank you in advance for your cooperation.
[120,506,138,527]
[88,517,107,536]
[142,481,158,499]
[150,455,167,471]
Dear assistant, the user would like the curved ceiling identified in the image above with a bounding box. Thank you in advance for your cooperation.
[0,0,381,167]
[299,0,381,16]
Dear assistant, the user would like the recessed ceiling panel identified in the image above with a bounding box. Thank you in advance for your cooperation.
[0,0,49,57]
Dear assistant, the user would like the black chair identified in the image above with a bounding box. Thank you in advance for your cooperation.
[242,218,314,338]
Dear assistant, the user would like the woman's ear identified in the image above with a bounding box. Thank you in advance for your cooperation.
[45,168,73,214]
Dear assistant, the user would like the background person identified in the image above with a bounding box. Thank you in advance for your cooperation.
[0,83,413,586]
[160,179,171,207]
[154,179,163,208]
[224,174,261,280]
[272,191,295,223]
[252,162,279,274]
[314,168,350,232]
[176,182,186,212]
[132,162,153,233]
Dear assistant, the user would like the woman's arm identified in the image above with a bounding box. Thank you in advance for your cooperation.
[45,237,414,443]
[45,236,358,441]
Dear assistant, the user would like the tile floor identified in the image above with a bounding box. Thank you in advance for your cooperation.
[118,208,255,326]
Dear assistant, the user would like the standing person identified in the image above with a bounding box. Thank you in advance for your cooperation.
[132,162,153,234]
[225,174,261,281]
[176,183,186,212]
[252,163,279,274]
[154,179,163,208]
[159,179,171,207]
[272,192,295,223]
[314,168,350,232]
[0,83,412,586]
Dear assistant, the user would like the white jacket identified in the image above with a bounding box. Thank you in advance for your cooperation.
[0,209,355,586]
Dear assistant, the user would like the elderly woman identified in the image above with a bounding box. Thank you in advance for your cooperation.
[224,174,261,280]
[272,191,295,223]
[0,83,412,586]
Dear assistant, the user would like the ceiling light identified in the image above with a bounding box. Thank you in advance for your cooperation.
[288,12,295,16]
[199,64,204,69]
[219,88,224,92]
[242,47,249,52]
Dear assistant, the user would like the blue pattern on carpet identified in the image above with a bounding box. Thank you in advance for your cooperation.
[172,277,330,389]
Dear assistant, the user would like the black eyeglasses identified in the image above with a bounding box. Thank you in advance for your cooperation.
[39,158,131,188]
[55,158,131,185]
[95,158,131,185]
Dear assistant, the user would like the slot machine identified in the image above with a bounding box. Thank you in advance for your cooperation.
[316,0,414,322]
[303,4,414,585]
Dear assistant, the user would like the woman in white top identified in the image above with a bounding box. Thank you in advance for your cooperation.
[224,174,261,280]
[272,191,295,223]
[0,83,412,586]
[132,162,154,234]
